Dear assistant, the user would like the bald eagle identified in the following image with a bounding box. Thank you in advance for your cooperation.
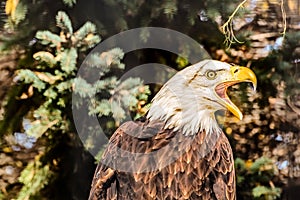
[88,59,257,200]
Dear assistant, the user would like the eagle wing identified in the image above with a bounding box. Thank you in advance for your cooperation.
[88,118,173,199]
[88,118,235,200]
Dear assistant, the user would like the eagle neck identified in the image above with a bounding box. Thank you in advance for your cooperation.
[146,93,222,136]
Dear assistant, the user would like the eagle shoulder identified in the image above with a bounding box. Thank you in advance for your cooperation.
[88,118,171,199]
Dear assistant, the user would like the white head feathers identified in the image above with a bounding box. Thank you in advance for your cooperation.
[147,59,232,136]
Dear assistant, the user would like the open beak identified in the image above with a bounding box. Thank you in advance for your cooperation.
[215,66,257,120]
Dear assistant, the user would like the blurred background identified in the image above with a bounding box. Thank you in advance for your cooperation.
[0,0,299,199]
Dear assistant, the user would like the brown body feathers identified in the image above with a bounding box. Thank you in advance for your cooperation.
[88,117,235,200]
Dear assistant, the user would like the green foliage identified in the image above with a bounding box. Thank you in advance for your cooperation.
[72,77,96,98]
[278,32,300,91]
[74,48,151,137]
[249,157,274,174]
[252,186,281,199]
[62,0,77,7]
[35,31,63,47]
[11,9,151,199]
[17,160,53,200]
[16,69,46,91]
[13,10,101,199]
[73,22,100,50]
[4,0,28,30]
[26,103,64,138]
[3,0,76,31]
[33,51,57,68]
[60,48,78,74]
[15,10,100,142]
[56,11,73,34]
[162,0,178,20]
[235,157,281,199]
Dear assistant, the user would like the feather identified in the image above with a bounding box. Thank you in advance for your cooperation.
[89,59,257,199]
[88,118,236,200]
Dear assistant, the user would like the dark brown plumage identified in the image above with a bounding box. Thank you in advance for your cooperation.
[89,117,235,199]
[88,59,256,200]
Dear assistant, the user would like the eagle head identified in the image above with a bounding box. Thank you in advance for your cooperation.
[147,59,257,136]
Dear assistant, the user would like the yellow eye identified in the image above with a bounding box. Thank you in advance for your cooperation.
[205,70,217,80]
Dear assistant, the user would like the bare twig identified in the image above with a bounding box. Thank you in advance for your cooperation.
[221,0,247,48]
[280,0,287,37]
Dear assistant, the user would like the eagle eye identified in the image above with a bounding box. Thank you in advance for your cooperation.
[205,70,217,80]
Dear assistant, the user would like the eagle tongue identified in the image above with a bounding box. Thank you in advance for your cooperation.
[215,81,237,99]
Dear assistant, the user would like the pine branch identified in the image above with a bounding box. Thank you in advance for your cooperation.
[35,30,63,47]
[74,21,99,42]
[16,69,46,91]
[17,160,53,200]
[33,51,57,68]
[60,47,78,74]
[56,11,73,35]
[62,0,76,7]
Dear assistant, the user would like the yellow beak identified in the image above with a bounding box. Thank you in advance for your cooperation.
[230,66,257,91]
[216,66,257,120]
